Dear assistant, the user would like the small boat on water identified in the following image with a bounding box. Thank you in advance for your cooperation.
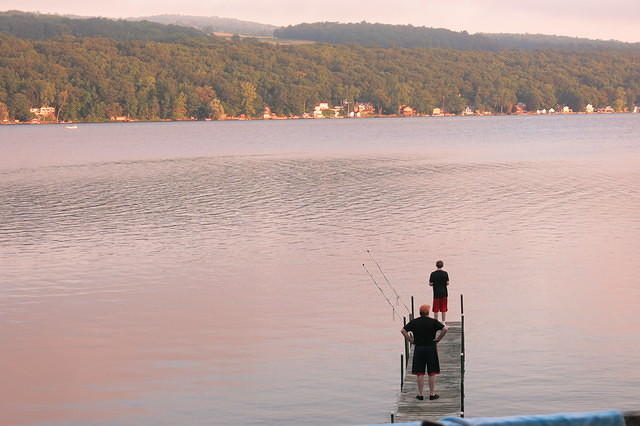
[64,125,78,129]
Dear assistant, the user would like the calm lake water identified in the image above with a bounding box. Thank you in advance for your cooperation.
[1,115,640,425]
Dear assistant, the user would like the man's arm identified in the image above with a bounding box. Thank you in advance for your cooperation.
[401,328,415,345]
[434,325,448,343]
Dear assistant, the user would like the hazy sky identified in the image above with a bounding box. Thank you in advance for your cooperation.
[2,0,639,42]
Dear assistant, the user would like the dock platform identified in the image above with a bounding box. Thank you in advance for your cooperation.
[394,321,464,423]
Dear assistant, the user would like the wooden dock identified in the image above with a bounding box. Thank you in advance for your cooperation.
[393,321,464,423]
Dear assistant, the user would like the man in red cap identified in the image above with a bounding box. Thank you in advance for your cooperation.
[401,304,448,400]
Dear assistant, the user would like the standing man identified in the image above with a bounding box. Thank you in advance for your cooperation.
[429,260,449,323]
[401,304,448,400]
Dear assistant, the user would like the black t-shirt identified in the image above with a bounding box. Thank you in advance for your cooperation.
[403,316,444,347]
[429,269,449,298]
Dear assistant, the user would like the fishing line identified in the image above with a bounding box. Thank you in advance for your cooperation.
[366,249,411,314]
[362,263,397,321]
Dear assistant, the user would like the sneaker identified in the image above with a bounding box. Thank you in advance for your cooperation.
[415,395,424,400]
[429,394,440,400]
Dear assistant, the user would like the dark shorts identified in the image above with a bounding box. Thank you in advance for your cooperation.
[411,345,440,376]
[432,297,448,313]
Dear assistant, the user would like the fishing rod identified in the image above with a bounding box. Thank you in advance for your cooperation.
[365,249,411,315]
[362,263,398,321]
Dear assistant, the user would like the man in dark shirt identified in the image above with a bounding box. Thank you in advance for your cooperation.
[429,260,450,322]
[401,304,448,400]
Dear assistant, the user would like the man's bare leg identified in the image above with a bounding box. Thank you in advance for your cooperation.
[428,374,437,396]
[417,374,425,397]
[441,311,446,322]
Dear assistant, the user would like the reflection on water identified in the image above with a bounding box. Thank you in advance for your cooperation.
[1,115,640,425]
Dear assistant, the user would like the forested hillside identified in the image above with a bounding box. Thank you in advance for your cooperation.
[480,33,640,51]
[0,27,638,122]
[274,22,640,51]
[0,11,205,41]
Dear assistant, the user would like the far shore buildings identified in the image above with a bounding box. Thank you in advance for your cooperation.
[311,102,346,118]
[30,106,56,121]
[313,102,330,118]
[514,103,527,114]
[281,101,630,119]
[24,99,635,124]
[399,105,414,116]
[351,102,376,117]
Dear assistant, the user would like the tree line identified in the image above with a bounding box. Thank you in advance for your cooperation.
[0,32,638,122]
[133,14,277,37]
[274,22,640,51]
[0,11,206,42]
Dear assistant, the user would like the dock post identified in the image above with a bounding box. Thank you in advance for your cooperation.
[403,316,409,366]
[460,293,465,417]
[411,296,414,319]
[400,354,404,391]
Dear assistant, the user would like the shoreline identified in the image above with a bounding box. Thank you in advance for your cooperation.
[1,110,638,126]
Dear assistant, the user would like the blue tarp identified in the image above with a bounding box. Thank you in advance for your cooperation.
[439,410,624,426]
[361,409,625,426]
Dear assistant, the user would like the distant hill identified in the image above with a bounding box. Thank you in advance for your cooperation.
[0,10,206,41]
[479,33,640,50]
[131,14,277,37]
[6,12,635,51]
[274,22,640,51]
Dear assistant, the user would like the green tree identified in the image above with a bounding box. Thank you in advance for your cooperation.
[209,98,225,120]
[240,81,257,117]
[9,93,31,122]
[518,88,544,111]
[496,87,517,113]
[105,102,123,119]
[194,86,216,119]
[55,88,70,121]
[0,101,9,122]
[558,88,586,112]
[444,92,466,114]
[35,80,56,106]
[321,108,334,118]
[614,87,627,112]
[173,92,188,120]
